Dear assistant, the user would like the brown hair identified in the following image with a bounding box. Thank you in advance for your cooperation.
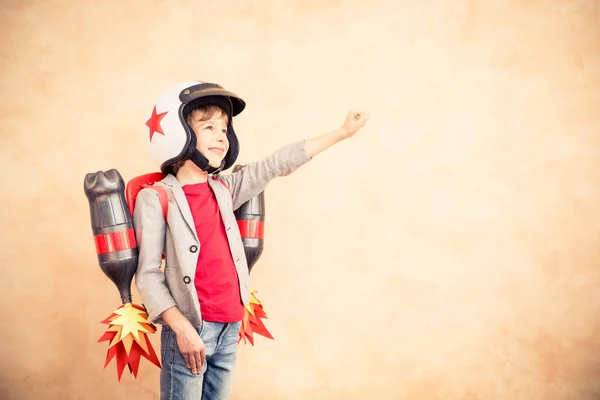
[186,104,228,126]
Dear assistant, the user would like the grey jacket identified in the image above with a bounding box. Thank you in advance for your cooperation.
[133,140,312,327]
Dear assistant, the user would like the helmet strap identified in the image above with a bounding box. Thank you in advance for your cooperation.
[189,149,225,174]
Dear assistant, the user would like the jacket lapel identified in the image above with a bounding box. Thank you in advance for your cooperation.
[160,174,199,243]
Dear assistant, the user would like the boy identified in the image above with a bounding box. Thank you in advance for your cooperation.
[134,80,368,400]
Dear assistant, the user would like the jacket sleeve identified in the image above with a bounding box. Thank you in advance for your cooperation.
[133,187,177,323]
[220,139,312,210]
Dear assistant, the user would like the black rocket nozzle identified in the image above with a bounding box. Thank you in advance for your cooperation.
[84,169,137,304]
[233,165,265,273]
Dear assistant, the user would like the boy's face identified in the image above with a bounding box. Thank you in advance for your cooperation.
[188,109,229,168]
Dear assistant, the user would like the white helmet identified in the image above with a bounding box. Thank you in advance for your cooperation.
[144,80,246,175]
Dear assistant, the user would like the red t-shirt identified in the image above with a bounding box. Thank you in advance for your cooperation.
[182,181,243,322]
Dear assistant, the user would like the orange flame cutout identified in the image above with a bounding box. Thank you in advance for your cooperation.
[97,303,161,380]
[239,290,274,345]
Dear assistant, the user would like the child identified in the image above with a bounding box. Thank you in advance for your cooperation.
[134,80,368,400]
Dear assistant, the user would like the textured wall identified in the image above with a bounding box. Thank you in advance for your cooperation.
[1,1,600,399]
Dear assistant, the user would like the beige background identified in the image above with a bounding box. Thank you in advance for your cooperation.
[1,0,600,399]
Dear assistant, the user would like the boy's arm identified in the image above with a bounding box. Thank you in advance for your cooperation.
[219,139,312,210]
[220,110,368,210]
[133,188,177,323]
[134,193,207,375]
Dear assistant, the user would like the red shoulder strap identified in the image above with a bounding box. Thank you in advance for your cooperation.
[126,172,168,220]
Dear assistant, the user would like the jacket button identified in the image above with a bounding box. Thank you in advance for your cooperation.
[189,245,198,253]
[183,276,191,284]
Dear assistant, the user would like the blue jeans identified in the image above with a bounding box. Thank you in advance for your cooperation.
[160,321,242,400]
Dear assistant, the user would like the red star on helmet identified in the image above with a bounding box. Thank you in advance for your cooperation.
[146,106,168,141]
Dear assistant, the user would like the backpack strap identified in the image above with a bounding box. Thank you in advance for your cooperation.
[126,172,168,221]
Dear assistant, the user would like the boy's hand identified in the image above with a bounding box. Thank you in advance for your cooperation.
[176,325,206,375]
[161,306,206,375]
[303,109,369,158]
[340,110,369,139]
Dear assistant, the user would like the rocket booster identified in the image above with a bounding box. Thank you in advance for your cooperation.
[233,165,265,273]
[84,169,137,304]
